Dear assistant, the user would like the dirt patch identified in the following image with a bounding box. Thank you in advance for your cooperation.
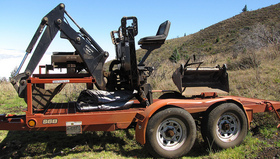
[256,147,280,159]
[251,112,280,159]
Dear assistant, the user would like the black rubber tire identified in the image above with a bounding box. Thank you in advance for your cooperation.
[145,107,196,158]
[202,103,248,149]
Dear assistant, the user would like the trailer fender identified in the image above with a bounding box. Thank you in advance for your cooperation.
[135,99,187,145]
[230,99,252,128]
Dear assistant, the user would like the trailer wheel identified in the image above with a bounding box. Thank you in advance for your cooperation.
[145,107,196,158]
[203,103,248,149]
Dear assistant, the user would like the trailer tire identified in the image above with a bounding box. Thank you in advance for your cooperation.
[145,107,196,158]
[202,103,248,149]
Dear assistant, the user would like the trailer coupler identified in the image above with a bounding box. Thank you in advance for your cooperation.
[265,101,280,128]
[0,114,28,131]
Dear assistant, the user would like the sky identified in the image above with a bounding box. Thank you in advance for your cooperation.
[0,0,279,78]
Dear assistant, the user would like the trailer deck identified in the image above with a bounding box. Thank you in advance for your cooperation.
[0,102,145,132]
[1,89,279,132]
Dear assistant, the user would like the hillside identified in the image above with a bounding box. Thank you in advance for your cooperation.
[137,3,280,63]
[136,3,280,101]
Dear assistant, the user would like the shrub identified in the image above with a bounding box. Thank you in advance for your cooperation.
[215,36,220,43]
[169,48,181,63]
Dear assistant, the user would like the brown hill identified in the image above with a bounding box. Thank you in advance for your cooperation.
[137,3,280,65]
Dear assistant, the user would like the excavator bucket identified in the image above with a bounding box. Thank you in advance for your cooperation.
[172,61,229,96]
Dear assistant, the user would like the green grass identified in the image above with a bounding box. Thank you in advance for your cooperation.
[0,130,148,158]
[0,128,278,158]
[0,82,26,114]
[206,133,266,159]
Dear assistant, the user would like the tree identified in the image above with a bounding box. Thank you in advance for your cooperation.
[169,48,181,63]
[10,66,18,78]
[242,5,248,12]
[0,77,7,82]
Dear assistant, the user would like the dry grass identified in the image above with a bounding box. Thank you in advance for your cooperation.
[228,45,280,100]
[52,83,87,102]
[0,82,18,99]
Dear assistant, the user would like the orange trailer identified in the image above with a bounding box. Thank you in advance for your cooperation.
[1,74,280,158]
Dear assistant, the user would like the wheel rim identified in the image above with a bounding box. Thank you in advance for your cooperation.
[216,112,240,142]
[156,118,186,150]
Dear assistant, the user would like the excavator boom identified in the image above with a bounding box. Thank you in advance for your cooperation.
[11,3,108,98]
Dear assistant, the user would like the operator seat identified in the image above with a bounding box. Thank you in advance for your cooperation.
[138,20,171,46]
[136,20,171,105]
[137,20,171,66]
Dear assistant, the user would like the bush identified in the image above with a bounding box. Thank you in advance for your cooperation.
[169,48,181,63]
[215,36,220,43]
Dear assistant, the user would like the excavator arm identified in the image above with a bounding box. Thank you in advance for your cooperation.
[11,3,108,98]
